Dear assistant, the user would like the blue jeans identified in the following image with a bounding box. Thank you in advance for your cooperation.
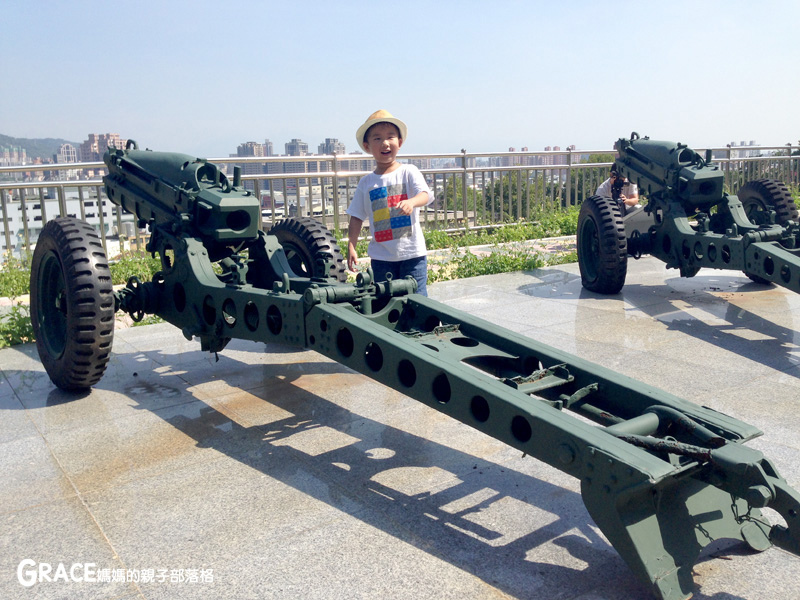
[371,256,428,296]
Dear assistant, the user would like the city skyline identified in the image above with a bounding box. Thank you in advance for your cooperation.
[2,0,799,159]
[0,129,771,169]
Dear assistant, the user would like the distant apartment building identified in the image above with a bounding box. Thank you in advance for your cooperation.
[230,137,377,205]
[237,141,265,157]
[234,141,267,191]
[285,139,309,156]
[409,157,434,170]
[318,138,346,155]
[1,145,27,166]
[730,140,760,158]
[540,145,570,166]
[56,143,78,163]
[519,147,534,167]
[80,133,125,162]
[501,148,517,168]
[336,151,373,172]
[54,143,80,180]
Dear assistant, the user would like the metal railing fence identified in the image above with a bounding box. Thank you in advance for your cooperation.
[1,144,798,262]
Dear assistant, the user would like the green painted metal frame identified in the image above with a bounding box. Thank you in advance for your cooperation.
[100,144,800,600]
[616,133,800,291]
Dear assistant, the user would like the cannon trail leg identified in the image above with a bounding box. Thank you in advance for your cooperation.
[582,461,770,600]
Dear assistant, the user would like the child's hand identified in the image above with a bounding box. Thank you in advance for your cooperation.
[347,247,359,271]
[396,199,415,216]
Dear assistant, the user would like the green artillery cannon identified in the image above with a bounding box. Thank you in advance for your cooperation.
[29,142,800,600]
[577,132,800,294]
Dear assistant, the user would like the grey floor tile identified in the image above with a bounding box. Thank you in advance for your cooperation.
[2,256,800,600]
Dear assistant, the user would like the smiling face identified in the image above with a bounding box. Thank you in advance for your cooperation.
[363,122,403,173]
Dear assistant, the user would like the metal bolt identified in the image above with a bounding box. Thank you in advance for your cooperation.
[745,485,773,508]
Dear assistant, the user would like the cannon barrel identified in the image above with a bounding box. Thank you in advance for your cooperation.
[103,142,260,244]
[614,134,725,209]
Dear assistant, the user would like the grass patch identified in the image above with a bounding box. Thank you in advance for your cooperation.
[428,247,577,284]
[336,206,579,253]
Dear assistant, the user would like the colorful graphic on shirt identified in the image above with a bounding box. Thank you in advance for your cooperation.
[370,184,412,242]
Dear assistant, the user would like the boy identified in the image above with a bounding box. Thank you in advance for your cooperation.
[346,110,435,295]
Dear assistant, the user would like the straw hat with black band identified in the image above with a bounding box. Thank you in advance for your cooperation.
[355,110,408,149]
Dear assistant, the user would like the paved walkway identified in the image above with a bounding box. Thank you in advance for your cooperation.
[2,256,800,599]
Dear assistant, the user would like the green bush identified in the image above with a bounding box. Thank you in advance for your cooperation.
[424,207,579,250]
[0,302,34,348]
[424,228,453,250]
[109,253,162,285]
[427,246,577,284]
[0,253,31,299]
[336,208,580,253]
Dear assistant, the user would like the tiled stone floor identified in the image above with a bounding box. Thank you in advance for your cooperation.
[2,256,800,599]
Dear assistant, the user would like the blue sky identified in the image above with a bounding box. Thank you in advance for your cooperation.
[2,0,799,157]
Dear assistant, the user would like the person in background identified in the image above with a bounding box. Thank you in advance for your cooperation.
[596,167,639,213]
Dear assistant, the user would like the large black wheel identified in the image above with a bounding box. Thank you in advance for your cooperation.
[738,179,798,283]
[30,217,115,391]
[739,178,798,226]
[577,196,628,294]
[269,217,347,282]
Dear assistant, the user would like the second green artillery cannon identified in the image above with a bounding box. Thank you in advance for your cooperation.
[577,132,800,294]
[28,141,800,600]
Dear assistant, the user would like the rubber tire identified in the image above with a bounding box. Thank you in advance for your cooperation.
[30,217,115,391]
[577,196,628,294]
[269,217,347,282]
[739,178,798,226]
[738,179,798,283]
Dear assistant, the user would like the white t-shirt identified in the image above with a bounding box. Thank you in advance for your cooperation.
[596,178,638,199]
[346,164,434,262]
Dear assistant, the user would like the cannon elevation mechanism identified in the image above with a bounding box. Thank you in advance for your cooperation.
[577,132,800,294]
[29,142,800,600]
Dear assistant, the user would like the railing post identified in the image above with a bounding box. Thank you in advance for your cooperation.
[566,148,573,208]
[96,185,108,256]
[499,170,504,222]
[253,179,262,231]
[77,186,86,221]
[19,187,30,253]
[38,187,47,225]
[726,144,733,192]
[332,151,340,233]
[57,185,67,216]
[461,149,469,230]
[1,190,11,258]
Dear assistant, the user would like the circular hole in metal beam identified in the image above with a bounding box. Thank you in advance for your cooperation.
[511,415,532,442]
[398,359,416,388]
[244,302,259,331]
[222,298,236,327]
[337,327,354,357]
[432,373,451,404]
[267,304,283,335]
[365,342,383,372]
[471,396,490,423]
